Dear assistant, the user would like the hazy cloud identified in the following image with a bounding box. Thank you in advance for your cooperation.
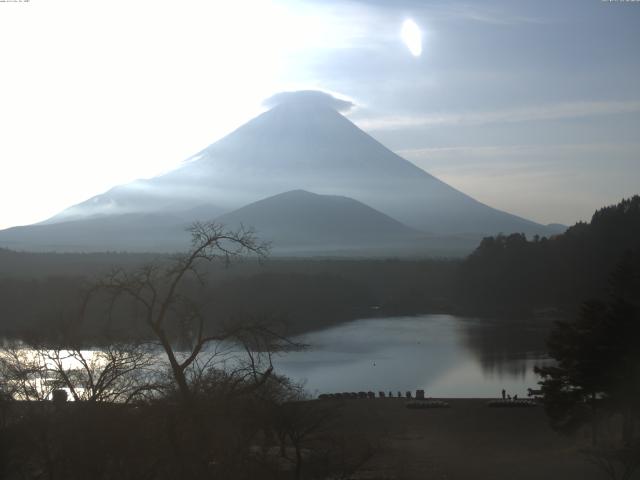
[437,3,550,25]
[356,100,640,130]
[320,1,549,25]
[264,90,355,112]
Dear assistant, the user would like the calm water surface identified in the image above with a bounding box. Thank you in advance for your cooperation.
[274,315,551,398]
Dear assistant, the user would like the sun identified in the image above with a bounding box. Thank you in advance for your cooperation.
[401,19,422,57]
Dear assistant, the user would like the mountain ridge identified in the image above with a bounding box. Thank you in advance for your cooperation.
[0,90,557,254]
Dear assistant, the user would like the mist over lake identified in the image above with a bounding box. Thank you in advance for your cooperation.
[276,315,550,398]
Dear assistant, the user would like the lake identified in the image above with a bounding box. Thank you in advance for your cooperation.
[1,314,552,401]
[274,314,551,398]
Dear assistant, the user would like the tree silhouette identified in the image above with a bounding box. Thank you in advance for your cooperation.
[536,252,640,479]
[82,221,279,403]
[458,195,640,315]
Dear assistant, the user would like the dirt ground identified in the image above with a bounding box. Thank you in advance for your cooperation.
[329,398,608,480]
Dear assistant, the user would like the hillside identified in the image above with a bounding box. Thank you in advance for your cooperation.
[216,190,419,253]
[456,195,640,314]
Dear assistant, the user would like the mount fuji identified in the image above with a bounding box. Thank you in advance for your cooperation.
[0,91,554,255]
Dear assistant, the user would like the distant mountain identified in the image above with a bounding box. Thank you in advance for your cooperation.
[0,90,555,253]
[0,190,482,256]
[0,191,419,254]
[216,190,418,252]
[0,206,219,252]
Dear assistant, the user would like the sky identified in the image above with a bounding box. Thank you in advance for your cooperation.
[1,0,639,229]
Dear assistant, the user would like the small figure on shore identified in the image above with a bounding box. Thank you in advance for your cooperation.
[501,389,506,400]
[507,394,512,400]
[514,394,518,400]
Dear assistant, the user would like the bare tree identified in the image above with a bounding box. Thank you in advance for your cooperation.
[0,341,160,404]
[275,400,335,480]
[83,222,274,403]
[43,343,160,403]
[0,346,54,402]
[0,223,315,480]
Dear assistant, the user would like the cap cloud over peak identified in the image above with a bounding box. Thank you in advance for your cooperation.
[263,90,355,113]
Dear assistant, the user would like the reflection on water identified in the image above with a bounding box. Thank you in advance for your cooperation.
[3,315,553,400]
[274,315,552,398]
[0,348,109,401]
